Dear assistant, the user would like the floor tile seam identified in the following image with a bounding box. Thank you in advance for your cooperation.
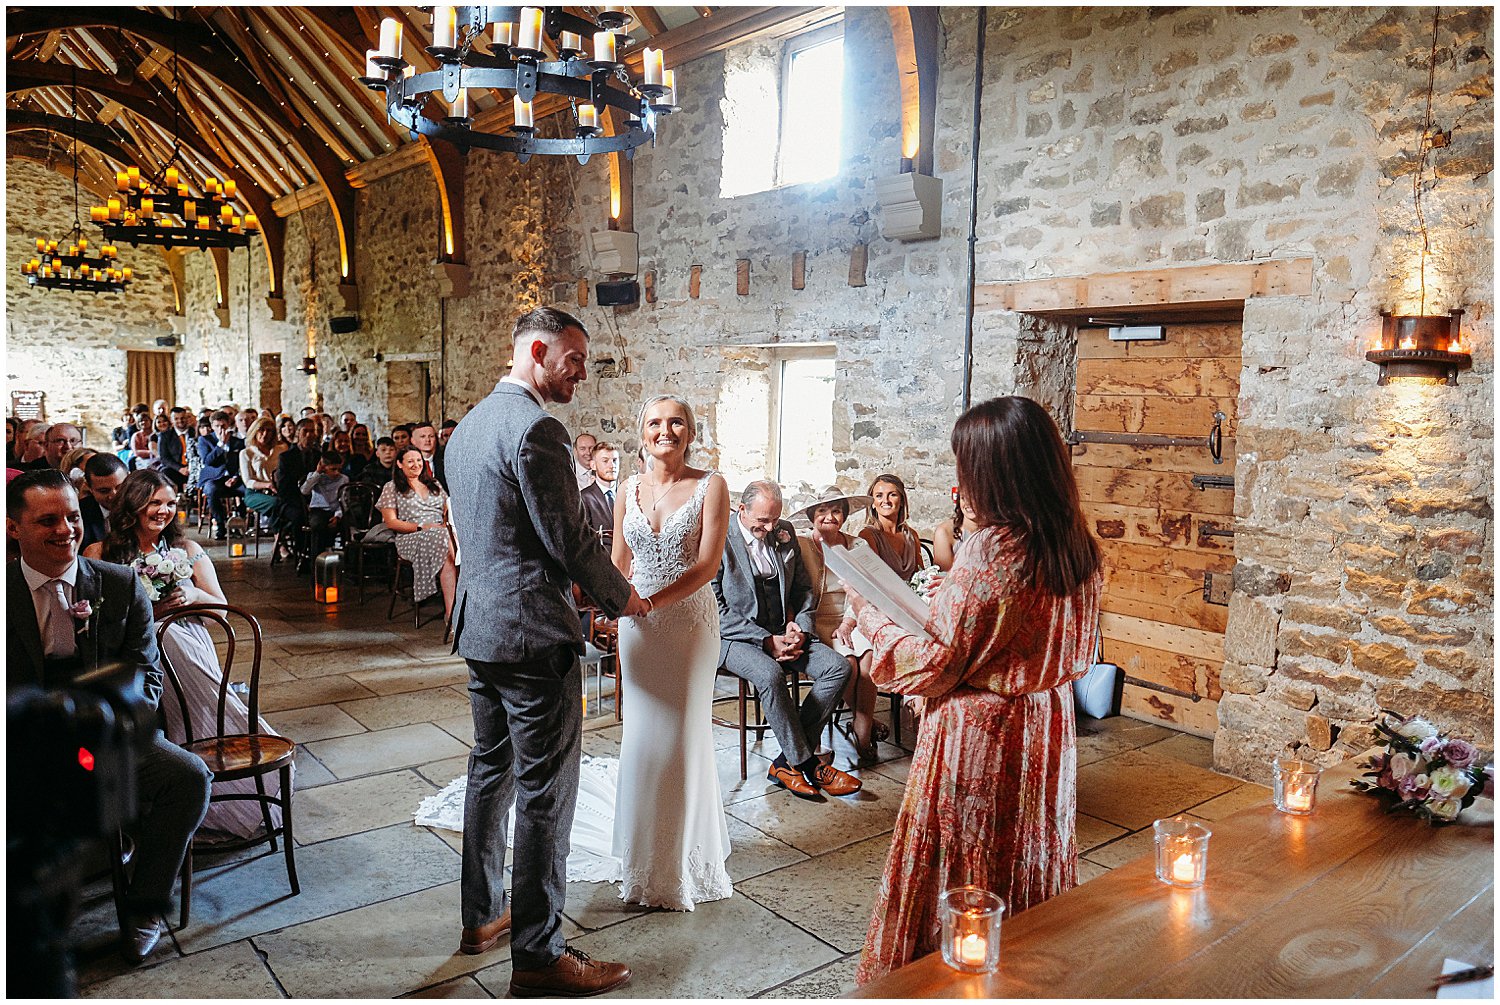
[722,817,895,862]
[733,887,865,957]
[245,939,293,998]
[750,950,860,998]
[402,974,493,999]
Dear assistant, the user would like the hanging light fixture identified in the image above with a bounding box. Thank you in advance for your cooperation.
[92,10,257,251]
[20,72,134,295]
[358,6,679,165]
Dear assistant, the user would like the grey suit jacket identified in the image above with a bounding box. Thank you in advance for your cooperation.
[6,556,162,704]
[712,517,817,666]
[444,381,632,663]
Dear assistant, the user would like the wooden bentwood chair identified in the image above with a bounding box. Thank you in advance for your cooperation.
[155,604,299,928]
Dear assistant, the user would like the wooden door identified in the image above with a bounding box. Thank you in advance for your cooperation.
[1071,321,1239,737]
[259,353,282,415]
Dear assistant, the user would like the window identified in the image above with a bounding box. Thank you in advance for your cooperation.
[776,25,844,187]
[774,352,836,487]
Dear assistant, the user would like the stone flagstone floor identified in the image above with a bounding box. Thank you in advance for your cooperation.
[71,542,1267,999]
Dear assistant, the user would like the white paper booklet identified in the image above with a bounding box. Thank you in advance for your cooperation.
[823,543,934,641]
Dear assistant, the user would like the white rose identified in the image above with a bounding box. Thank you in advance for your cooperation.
[1389,752,1416,778]
[144,552,163,568]
[1429,766,1473,801]
[1428,797,1462,821]
[1395,717,1439,742]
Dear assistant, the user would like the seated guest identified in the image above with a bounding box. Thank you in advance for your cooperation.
[346,424,374,478]
[378,446,456,623]
[932,488,982,571]
[196,410,243,540]
[277,415,298,450]
[81,452,129,549]
[572,432,597,488]
[84,469,291,844]
[233,408,256,441]
[186,417,211,492]
[240,416,284,531]
[391,423,413,452]
[111,410,134,453]
[8,469,212,962]
[713,480,860,800]
[331,430,355,469]
[274,418,322,570]
[5,417,22,469]
[60,447,99,498]
[299,406,317,420]
[151,398,169,422]
[793,486,880,766]
[434,420,457,490]
[578,440,619,540]
[128,417,155,470]
[410,422,439,482]
[20,421,50,466]
[317,412,337,445]
[152,407,194,487]
[438,418,457,448]
[850,397,1102,984]
[300,450,348,557]
[358,436,397,488]
[858,473,927,583]
[27,422,83,471]
[339,410,357,435]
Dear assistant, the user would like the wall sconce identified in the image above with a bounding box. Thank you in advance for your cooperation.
[296,356,318,375]
[875,172,944,241]
[1367,310,1471,386]
[589,230,639,275]
[196,361,210,375]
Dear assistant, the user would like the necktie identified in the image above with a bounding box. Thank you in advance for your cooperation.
[42,580,76,659]
[605,488,615,507]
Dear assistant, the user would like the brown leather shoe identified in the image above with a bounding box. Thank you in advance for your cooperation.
[813,762,863,796]
[511,946,631,998]
[768,761,821,800]
[459,909,512,955]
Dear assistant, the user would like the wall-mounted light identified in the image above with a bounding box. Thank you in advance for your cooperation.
[196,361,210,375]
[1367,310,1471,386]
[296,356,318,375]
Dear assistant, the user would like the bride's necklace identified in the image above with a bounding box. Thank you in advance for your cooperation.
[643,473,688,512]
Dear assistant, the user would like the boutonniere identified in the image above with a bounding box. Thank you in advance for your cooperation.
[71,599,94,636]
[774,528,793,548]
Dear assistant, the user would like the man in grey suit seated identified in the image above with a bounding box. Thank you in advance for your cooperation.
[713,480,862,800]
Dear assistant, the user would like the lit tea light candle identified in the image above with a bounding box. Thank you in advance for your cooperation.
[1154,816,1211,888]
[939,887,1003,974]
[230,541,246,558]
[560,30,582,52]
[593,31,616,62]
[1273,757,1321,816]
[378,16,403,59]
[514,95,534,127]
[577,103,599,130]
[958,933,987,967]
[517,7,544,50]
[433,5,457,49]
[1171,851,1196,883]
[1399,336,1416,350]
[1284,788,1312,812]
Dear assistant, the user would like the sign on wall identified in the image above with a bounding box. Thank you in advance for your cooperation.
[10,390,46,421]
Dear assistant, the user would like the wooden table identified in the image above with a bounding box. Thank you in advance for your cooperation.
[852,753,1493,998]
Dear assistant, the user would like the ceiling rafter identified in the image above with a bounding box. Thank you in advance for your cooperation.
[253,9,382,160]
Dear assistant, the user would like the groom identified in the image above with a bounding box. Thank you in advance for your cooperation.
[445,307,646,998]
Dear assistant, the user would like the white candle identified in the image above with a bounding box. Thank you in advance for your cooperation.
[513,95,533,127]
[494,21,514,47]
[116,171,129,192]
[1285,787,1313,812]
[662,68,676,105]
[141,198,154,218]
[433,6,457,49]
[223,179,237,199]
[1171,852,1196,884]
[577,103,598,130]
[593,31,616,63]
[517,7,543,50]
[957,934,987,967]
[378,17,403,60]
[560,30,582,52]
[365,49,383,78]
[127,166,141,188]
[165,167,179,187]
[643,46,664,85]
[450,88,470,119]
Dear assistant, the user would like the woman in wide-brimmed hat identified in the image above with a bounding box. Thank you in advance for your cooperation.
[792,484,886,766]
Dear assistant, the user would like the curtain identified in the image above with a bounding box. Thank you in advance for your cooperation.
[126,350,177,410]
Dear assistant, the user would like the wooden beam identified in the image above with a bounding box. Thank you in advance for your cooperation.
[210,246,232,327]
[632,6,668,35]
[974,260,1316,316]
[886,6,939,176]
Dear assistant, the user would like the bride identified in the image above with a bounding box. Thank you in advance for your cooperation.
[609,394,733,910]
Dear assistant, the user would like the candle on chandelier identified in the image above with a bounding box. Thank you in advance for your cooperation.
[184,200,196,220]
[243,213,259,231]
[220,205,234,225]
[517,7,543,50]
[107,198,122,219]
[35,238,45,252]
[141,198,155,218]
[643,46,664,85]
[165,166,179,187]
[513,95,534,127]
[662,68,677,106]
[127,166,141,188]
[577,103,599,130]
[365,49,383,78]
[122,267,133,280]
[116,171,130,192]
[433,6,457,49]
[198,216,211,230]
[206,177,220,195]
[560,30,582,52]
[91,206,107,223]
[450,88,470,120]
[378,17,403,59]
[493,21,514,46]
[593,31,616,63]
[224,179,237,199]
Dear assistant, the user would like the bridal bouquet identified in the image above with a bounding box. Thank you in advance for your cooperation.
[909,565,944,600]
[134,548,195,601]
[1351,712,1493,824]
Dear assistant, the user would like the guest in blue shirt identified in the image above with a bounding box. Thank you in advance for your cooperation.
[300,450,349,559]
[196,409,244,540]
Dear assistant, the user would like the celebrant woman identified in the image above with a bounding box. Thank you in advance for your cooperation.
[847,396,1103,984]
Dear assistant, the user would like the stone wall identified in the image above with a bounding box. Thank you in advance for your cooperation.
[5,158,179,444]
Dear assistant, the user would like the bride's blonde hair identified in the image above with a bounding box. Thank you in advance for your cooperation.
[637,394,696,460]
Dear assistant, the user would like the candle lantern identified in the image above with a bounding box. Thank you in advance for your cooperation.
[939,886,1003,974]
[1367,310,1471,386]
[1273,756,1322,815]
[314,550,342,603]
[229,541,247,558]
[1153,816,1211,889]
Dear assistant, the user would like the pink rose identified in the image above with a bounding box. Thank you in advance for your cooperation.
[1419,735,1444,758]
[1442,738,1480,771]
[70,599,93,621]
[1396,773,1430,800]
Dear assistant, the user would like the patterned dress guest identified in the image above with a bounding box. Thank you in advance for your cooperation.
[849,397,1103,985]
[378,446,457,620]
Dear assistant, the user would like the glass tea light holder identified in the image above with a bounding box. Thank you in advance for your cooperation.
[939,886,1004,974]
[1154,816,1212,889]
[228,541,247,558]
[1273,756,1322,815]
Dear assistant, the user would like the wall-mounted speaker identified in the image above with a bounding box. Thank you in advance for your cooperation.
[596,280,639,307]
[329,314,360,334]
[155,335,180,347]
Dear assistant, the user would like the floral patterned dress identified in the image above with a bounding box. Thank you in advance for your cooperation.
[853,526,1102,985]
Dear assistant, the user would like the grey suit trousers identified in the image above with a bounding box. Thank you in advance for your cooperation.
[127,732,213,914]
[461,646,582,970]
[721,639,850,767]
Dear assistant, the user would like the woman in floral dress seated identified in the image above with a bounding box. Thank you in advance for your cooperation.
[378,446,457,624]
[848,396,1103,984]
[84,469,290,840]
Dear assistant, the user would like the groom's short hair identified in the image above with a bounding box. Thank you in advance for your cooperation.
[513,306,587,344]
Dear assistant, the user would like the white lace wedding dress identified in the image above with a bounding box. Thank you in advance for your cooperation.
[614,472,733,910]
[414,472,732,907]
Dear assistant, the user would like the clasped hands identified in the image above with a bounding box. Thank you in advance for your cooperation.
[762,622,807,663]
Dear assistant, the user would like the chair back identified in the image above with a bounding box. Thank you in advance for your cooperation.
[339,480,381,533]
[919,537,936,568]
[155,603,265,744]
